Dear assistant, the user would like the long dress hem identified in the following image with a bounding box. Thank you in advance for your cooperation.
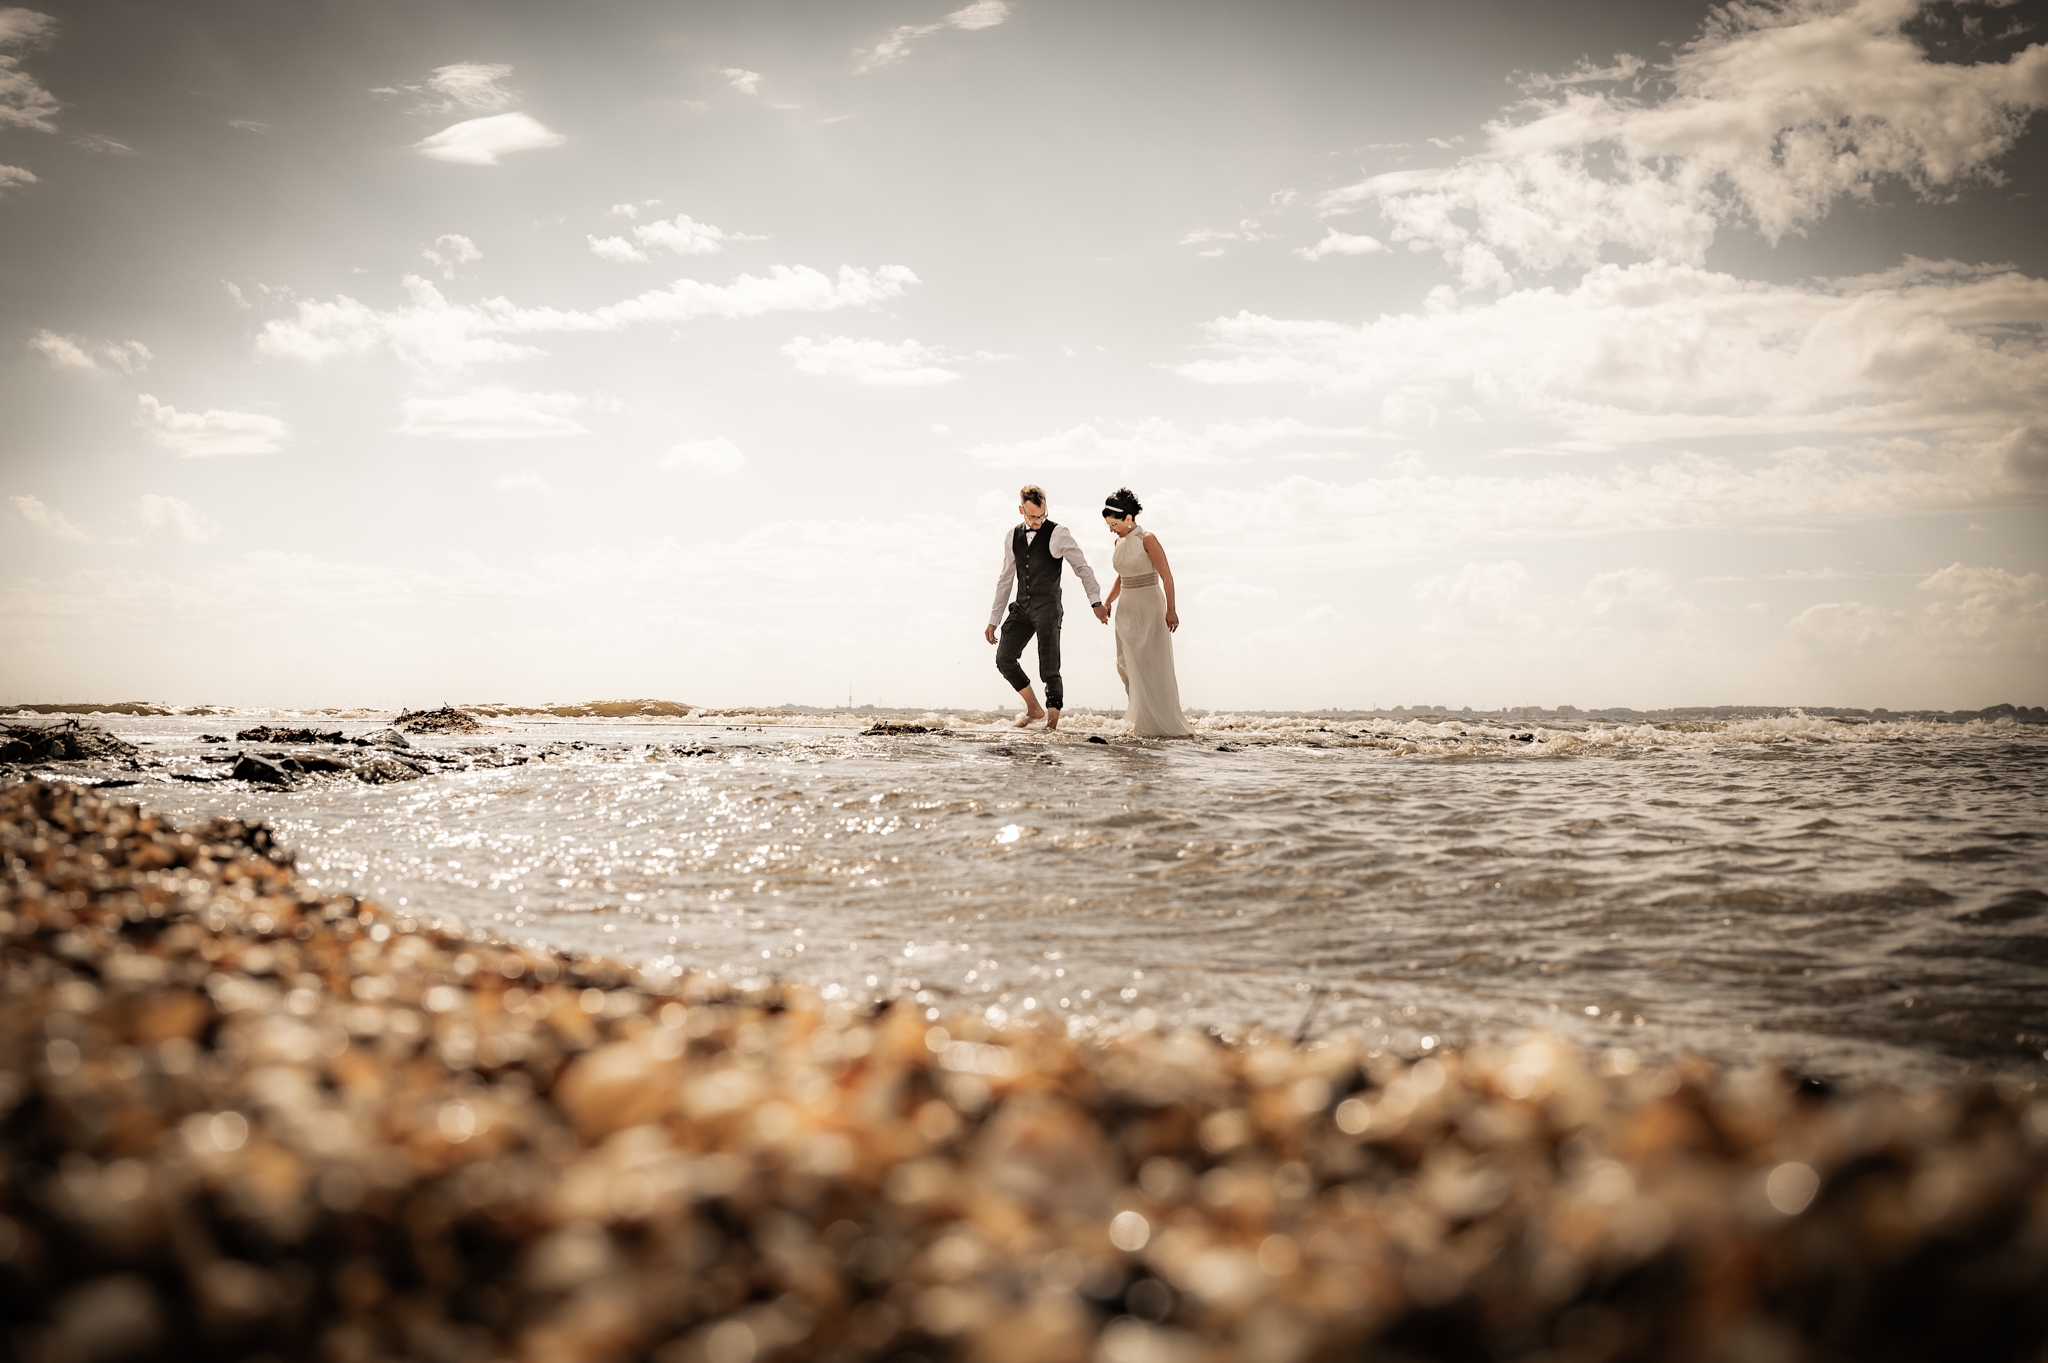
[1111,528,1193,738]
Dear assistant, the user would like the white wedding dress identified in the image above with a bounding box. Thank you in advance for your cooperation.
[1112,527,1192,737]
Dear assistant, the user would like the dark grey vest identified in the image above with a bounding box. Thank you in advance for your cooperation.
[1013,520,1063,614]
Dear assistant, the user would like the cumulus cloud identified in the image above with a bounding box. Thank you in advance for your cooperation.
[136,493,213,544]
[1149,441,2033,577]
[415,111,564,165]
[494,468,551,493]
[1318,0,2048,290]
[720,68,762,94]
[664,437,746,474]
[9,493,87,542]
[1788,562,2048,659]
[1415,560,1528,626]
[1913,561,2048,653]
[397,387,586,439]
[258,265,918,376]
[968,416,1382,468]
[0,7,59,133]
[1180,220,1272,256]
[136,395,287,457]
[378,61,517,116]
[1295,230,1384,261]
[589,213,761,263]
[781,335,961,385]
[0,163,34,193]
[420,233,482,277]
[29,330,150,373]
[854,0,1010,73]
[1178,258,2048,463]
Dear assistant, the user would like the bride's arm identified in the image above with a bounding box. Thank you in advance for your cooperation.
[1144,534,1178,632]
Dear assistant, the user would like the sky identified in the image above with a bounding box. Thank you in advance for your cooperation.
[1,0,2044,712]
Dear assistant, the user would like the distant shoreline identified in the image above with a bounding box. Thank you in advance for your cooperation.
[8,699,2045,725]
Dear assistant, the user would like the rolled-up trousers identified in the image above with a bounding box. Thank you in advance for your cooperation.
[995,600,1063,710]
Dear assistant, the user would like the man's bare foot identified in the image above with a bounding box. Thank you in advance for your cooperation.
[1013,709,1044,728]
[1045,708,1061,731]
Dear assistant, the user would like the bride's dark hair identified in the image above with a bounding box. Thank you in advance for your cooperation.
[1103,487,1143,518]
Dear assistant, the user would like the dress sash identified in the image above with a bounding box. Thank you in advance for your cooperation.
[1120,572,1159,589]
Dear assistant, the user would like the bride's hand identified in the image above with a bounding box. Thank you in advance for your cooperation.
[1165,607,1179,632]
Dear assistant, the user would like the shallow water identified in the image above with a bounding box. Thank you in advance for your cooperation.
[89,711,2048,1084]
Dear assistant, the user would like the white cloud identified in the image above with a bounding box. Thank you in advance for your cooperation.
[136,493,213,544]
[636,213,755,256]
[227,118,266,133]
[587,234,647,263]
[720,67,761,95]
[136,395,287,457]
[781,335,960,385]
[427,62,515,112]
[1913,562,2048,654]
[664,437,745,474]
[494,468,552,493]
[1295,230,1383,261]
[28,330,150,373]
[1787,562,2047,661]
[258,265,918,376]
[854,0,1010,72]
[420,232,482,277]
[1181,220,1271,253]
[9,493,87,542]
[1415,560,1528,624]
[397,387,586,439]
[1319,1,2048,290]
[0,7,58,133]
[591,213,759,263]
[0,164,34,193]
[1583,565,1687,630]
[1177,258,2048,467]
[968,416,1386,468]
[378,61,517,116]
[415,112,564,165]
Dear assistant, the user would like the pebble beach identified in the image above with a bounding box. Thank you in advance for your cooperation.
[5,777,2048,1363]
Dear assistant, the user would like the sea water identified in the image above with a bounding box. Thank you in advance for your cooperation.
[89,711,2048,1085]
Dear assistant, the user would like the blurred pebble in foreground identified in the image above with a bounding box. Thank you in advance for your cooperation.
[2,779,2046,1363]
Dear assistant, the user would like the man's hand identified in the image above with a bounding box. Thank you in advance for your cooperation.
[1093,603,1110,624]
[984,624,997,645]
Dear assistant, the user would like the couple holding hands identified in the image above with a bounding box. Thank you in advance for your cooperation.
[983,484,1192,738]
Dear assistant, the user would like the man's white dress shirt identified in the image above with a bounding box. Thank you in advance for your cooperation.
[989,522,1103,630]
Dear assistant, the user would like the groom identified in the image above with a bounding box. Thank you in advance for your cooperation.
[984,484,1109,729]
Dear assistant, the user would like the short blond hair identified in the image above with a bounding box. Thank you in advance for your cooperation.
[1019,484,1045,508]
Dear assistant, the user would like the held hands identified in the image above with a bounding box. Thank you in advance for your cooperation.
[984,624,997,645]
[1093,603,1110,624]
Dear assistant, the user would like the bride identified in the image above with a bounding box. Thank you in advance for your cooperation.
[1101,488,1193,738]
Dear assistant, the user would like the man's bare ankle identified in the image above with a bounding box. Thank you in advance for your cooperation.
[1045,708,1061,730]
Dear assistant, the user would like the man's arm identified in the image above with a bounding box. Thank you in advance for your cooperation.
[987,531,1017,641]
[1050,525,1110,622]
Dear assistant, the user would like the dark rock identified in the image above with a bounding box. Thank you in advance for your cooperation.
[1089,735,1111,745]
[231,753,298,787]
[235,725,344,744]
[355,726,413,749]
[276,753,352,775]
[352,757,429,784]
[395,706,484,734]
[0,719,140,764]
[198,734,230,743]
[862,722,933,735]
